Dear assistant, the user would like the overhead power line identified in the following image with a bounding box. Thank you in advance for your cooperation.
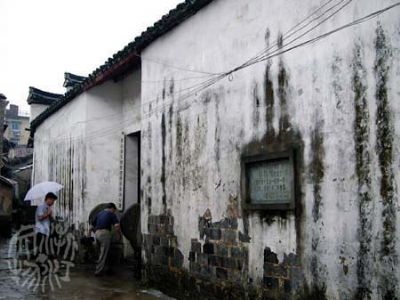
[33,1,400,145]
[143,1,400,119]
[141,0,354,117]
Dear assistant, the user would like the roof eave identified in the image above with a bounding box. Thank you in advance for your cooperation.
[29,0,215,135]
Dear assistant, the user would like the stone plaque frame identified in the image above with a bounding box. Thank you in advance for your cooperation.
[241,151,295,210]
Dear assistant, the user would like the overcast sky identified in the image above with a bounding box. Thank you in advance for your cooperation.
[0,0,182,113]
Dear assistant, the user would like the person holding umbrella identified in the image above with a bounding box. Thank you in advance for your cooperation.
[35,192,58,256]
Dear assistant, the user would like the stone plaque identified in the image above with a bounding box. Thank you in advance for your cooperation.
[248,159,292,204]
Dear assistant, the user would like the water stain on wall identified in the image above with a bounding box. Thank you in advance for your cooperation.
[161,113,167,212]
[309,118,327,296]
[176,114,183,161]
[214,95,221,176]
[145,122,153,215]
[374,23,397,300]
[253,81,261,130]
[46,138,86,225]
[310,120,325,223]
[278,59,290,133]
[352,41,373,300]
[242,32,306,296]
[265,61,275,136]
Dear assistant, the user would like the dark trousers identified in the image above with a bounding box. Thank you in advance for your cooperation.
[36,232,48,256]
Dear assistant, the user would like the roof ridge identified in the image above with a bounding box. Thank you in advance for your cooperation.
[27,86,63,105]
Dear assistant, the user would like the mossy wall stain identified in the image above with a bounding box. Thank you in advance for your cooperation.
[183,121,190,190]
[168,104,174,162]
[352,42,373,300]
[374,24,397,299]
[296,283,328,300]
[214,96,221,176]
[145,122,153,215]
[162,79,166,100]
[310,121,325,223]
[265,61,275,136]
[263,28,275,137]
[161,113,167,212]
[169,78,175,95]
[242,36,306,297]
[46,138,85,224]
[277,33,290,134]
[309,119,327,295]
[252,81,261,129]
[176,114,183,161]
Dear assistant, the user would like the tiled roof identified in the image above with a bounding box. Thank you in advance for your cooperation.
[30,0,215,134]
[63,72,87,88]
[27,87,63,105]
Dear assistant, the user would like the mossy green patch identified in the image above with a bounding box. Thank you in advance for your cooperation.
[352,41,373,300]
[374,23,397,299]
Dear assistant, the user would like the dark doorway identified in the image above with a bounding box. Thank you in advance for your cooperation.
[124,132,141,208]
[120,131,141,278]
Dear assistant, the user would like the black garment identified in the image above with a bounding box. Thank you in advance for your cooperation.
[36,232,48,255]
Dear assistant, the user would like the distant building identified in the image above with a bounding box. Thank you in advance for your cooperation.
[0,94,8,171]
[0,176,14,236]
[4,104,30,146]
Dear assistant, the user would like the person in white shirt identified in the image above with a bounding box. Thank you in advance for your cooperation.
[35,192,57,256]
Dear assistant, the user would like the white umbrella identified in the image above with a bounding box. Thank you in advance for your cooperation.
[24,181,63,202]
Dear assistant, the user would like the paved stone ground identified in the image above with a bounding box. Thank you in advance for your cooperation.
[0,238,174,300]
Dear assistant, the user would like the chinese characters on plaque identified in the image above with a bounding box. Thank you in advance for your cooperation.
[248,159,292,204]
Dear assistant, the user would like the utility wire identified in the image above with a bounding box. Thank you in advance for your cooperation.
[37,87,142,144]
[49,0,347,126]
[34,1,400,145]
[144,1,400,119]
[225,0,353,76]
[33,0,347,146]
[141,0,353,116]
[243,1,400,70]
[133,53,223,76]
[235,0,348,72]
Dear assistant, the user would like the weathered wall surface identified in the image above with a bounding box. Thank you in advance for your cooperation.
[123,68,142,135]
[33,93,88,225]
[30,104,50,122]
[33,69,142,227]
[140,0,400,298]
[84,81,123,213]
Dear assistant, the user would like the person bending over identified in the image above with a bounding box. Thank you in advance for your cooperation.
[92,203,121,276]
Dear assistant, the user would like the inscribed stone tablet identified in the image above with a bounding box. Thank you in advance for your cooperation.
[248,159,292,204]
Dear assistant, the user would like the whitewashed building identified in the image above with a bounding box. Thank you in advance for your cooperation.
[30,0,400,298]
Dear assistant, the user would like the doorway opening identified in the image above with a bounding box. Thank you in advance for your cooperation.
[124,132,140,208]
[120,131,141,278]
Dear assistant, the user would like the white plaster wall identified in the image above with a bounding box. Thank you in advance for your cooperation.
[30,104,50,122]
[122,68,141,135]
[84,81,123,214]
[33,93,88,225]
[140,0,400,297]
[33,70,142,226]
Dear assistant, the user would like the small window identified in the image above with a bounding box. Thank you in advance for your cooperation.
[241,151,295,210]
[11,121,20,130]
